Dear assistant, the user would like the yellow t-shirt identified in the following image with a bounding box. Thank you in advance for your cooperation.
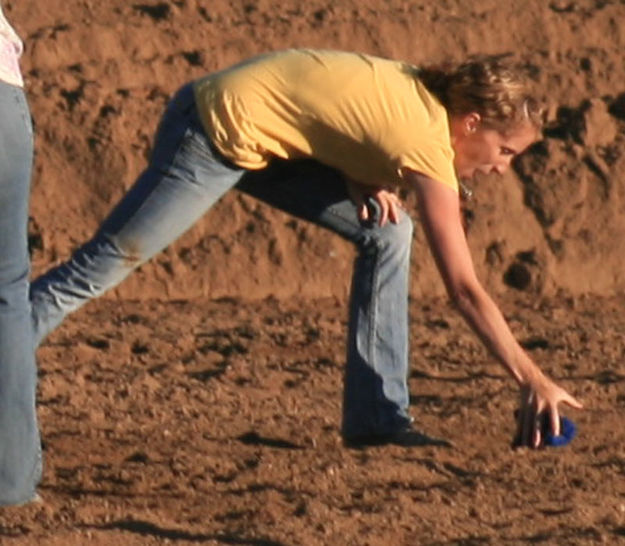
[193,49,458,191]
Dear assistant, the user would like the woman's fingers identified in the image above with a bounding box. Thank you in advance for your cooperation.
[516,387,535,447]
[375,190,402,226]
[358,202,369,221]
[388,194,400,224]
[345,178,403,226]
[563,393,584,410]
[545,389,583,439]
[514,382,583,448]
[549,408,560,439]
[517,386,550,447]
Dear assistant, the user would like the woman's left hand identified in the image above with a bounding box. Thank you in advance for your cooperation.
[345,179,403,226]
[514,372,583,448]
[406,168,583,450]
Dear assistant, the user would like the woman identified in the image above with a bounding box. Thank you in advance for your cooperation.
[0,3,41,505]
[30,49,582,452]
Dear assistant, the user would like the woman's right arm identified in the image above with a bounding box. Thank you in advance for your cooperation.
[404,168,583,447]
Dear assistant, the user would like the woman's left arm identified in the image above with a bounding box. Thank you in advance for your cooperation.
[404,168,583,448]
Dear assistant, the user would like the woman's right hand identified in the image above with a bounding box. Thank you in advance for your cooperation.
[345,178,403,226]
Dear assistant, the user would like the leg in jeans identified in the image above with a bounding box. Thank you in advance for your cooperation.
[30,84,245,345]
[30,87,413,439]
[237,160,414,438]
[0,82,41,505]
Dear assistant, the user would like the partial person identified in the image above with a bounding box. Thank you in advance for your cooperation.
[0,2,42,505]
[30,49,582,450]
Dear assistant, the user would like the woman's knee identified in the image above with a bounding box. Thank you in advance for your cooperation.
[365,210,414,252]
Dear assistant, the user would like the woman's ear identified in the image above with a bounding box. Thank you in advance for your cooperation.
[463,112,481,135]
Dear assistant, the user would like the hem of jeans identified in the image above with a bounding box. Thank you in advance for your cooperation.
[0,490,39,507]
[342,416,413,440]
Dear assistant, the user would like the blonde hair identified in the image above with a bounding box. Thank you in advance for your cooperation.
[416,56,544,134]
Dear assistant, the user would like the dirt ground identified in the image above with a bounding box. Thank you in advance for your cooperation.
[1,0,625,544]
[2,294,625,545]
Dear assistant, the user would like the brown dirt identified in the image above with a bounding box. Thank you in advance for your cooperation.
[1,0,625,544]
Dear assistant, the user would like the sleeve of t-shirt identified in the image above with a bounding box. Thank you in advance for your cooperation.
[395,143,459,192]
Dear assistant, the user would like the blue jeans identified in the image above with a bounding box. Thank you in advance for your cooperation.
[0,81,41,505]
[30,83,414,438]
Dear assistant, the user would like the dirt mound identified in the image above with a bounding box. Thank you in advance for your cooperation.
[5,0,625,301]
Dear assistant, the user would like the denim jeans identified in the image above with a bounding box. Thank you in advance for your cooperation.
[30,83,414,438]
[0,81,41,505]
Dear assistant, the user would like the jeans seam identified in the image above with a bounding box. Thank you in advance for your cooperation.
[11,86,33,142]
[368,242,382,428]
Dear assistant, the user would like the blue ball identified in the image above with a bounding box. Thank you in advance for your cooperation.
[542,416,577,447]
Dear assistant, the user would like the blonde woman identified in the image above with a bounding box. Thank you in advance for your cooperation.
[0,3,41,505]
[31,49,582,453]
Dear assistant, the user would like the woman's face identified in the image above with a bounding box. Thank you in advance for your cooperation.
[451,115,537,182]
